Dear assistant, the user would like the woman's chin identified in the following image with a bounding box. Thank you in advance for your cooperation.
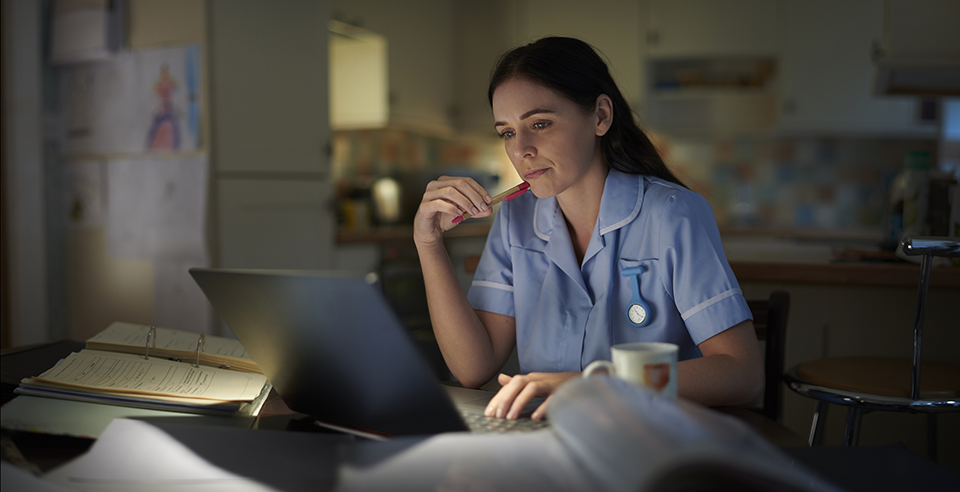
[528,185,551,199]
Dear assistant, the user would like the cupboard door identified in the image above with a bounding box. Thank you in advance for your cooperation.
[210,0,330,173]
[647,0,778,58]
[218,179,336,270]
[778,0,934,135]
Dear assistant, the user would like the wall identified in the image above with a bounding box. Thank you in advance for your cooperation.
[62,0,208,341]
[2,0,48,346]
[45,0,334,341]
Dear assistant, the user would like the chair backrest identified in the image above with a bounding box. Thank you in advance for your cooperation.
[747,291,790,423]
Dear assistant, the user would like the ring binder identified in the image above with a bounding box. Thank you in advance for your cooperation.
[194,333,205,367]
[143,326,157,359]
[85,321,262,374]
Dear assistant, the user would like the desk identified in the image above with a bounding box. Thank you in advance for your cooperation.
[2,340,800,466]
[3,341,957,491]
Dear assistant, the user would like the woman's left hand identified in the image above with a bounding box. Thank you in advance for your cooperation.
[485,372,580,421]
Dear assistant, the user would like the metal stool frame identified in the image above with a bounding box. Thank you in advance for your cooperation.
[784,236,960,459]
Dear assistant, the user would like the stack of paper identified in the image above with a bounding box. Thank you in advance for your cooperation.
[17,349,270,416]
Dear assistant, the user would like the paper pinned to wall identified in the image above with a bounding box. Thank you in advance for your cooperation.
[49,0,121,65]
[107,155,207,260]
[61,44,201,155]
[154,257,212,334]
[106,155,211,333]
[63,160,107,229]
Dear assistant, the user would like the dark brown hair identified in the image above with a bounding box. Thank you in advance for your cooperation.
[488,37,684,187]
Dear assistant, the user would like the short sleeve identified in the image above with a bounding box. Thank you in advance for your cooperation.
[658,191,751,344]
[466,208,516,317]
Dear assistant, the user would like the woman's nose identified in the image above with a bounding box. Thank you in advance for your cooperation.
[512,133,536,160]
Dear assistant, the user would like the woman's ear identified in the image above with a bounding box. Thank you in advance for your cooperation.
[595,94,613,137]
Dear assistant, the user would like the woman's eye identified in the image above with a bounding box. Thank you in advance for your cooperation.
[533,121,549,130]
[498,130,515,139]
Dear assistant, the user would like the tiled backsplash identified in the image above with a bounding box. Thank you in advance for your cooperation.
[657,135,940,231]
[333,128,944,233]
[332,129,512,184]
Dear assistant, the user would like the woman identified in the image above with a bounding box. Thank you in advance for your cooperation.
[413,37,762,421]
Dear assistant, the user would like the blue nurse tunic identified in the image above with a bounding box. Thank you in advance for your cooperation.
[467,169,752,374]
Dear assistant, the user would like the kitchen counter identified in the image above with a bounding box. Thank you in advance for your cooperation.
[722,236,960,288]
[350,225,960,289]
[729,260,959,288]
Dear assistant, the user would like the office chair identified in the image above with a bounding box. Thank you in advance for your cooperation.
[784,236,960,460]
[747,291,790,423]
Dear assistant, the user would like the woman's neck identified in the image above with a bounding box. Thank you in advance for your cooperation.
[557,162,608,265]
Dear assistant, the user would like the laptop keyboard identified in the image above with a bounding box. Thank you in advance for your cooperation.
[459,409,550,433]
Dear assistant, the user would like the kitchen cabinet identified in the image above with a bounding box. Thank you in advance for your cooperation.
[777,0,936,136]
[518,0,644,112]
[642,0,779,135]
[644,59,778,136]
[452,0,516,135]
[453,0,645,135]
[210,0,336,271]
[218,178,336,270]
[874,0,960,96]
[646,0,778,58]
[329,21,389,130]
[210,0,330,174]
[331,0,456,136]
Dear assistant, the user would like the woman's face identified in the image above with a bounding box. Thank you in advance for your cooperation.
[492,77,610,199]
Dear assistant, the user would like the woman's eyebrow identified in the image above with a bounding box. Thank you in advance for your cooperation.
[494,108,556,128]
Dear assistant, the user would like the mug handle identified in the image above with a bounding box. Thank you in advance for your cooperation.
[583,360,614,378]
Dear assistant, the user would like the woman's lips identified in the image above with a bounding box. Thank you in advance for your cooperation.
[523,168,547,180]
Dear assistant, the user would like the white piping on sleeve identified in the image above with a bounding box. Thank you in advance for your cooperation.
[471,280,514,292]
[680,289,741,320]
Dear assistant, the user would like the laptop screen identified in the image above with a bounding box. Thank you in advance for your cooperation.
[189,268,466,435]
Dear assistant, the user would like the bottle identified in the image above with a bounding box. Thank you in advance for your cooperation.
[901,151,931,238]
[882,171,905,251]
[896,151,931,263]
[950,185,960,267]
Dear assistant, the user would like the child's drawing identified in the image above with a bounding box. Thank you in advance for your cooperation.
[146,64,181,150]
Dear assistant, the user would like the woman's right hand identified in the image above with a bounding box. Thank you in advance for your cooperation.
[413,176,493,246]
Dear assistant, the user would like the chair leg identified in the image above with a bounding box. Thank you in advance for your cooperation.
[809,401,828,446]
[928,413,938,462]
[843,407,866,446]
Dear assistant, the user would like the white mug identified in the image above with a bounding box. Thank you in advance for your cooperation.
[583,342,678,398]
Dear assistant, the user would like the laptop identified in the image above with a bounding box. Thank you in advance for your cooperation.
[189,267,546,437]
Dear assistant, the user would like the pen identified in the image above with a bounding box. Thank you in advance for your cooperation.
[452,182,530,224]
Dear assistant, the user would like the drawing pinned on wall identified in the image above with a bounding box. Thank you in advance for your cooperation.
[61,44,202,156]
[146,64,181,150]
